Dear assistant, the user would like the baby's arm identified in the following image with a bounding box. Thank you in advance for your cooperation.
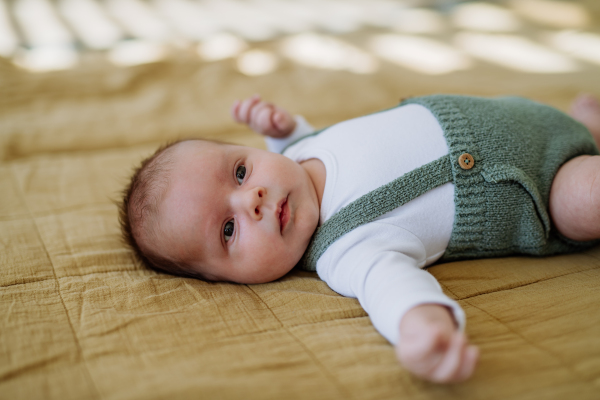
[323,225,478,384]
[231,95,297,138]
[398,304,479,383]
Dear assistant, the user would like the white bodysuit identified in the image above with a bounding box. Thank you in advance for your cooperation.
[266,104,466,345]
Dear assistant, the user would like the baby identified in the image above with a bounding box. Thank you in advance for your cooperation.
[120,93,600,383]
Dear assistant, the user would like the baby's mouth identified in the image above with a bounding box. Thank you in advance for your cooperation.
[278,196,290,234]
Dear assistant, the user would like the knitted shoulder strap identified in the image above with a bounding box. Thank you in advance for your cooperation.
[298,154,453,271]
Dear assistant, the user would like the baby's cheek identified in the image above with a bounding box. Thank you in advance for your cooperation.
[263,245,295,272]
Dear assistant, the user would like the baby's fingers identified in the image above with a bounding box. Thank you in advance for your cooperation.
[430,334,470,383]
[233,95,261,124]
[454,345,479,382]
[251,104,277,135]
[273,109,295,133]
[231,96,296,138]
[397,328,446,379]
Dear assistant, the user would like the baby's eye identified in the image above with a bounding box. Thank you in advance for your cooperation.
[236,165,246,185]
[224,220,235,242]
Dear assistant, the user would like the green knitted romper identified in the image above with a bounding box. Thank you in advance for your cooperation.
[296,95,600,272]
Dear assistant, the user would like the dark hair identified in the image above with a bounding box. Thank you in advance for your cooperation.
[119,140,204,280]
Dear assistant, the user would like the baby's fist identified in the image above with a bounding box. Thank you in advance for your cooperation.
[231,95,296,138]
[396,304,479,383]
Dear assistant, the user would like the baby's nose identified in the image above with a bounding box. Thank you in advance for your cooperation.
[247,187,265,220]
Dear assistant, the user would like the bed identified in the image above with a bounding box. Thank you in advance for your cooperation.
[1,50,600,399]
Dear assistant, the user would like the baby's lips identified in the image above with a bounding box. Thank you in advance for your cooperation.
[275,197,285,218]
[276,196,289,232]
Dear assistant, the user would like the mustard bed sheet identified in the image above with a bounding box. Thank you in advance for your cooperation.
[1,54,600,400]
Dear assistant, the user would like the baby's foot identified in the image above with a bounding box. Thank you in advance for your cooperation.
[570,94,600,144]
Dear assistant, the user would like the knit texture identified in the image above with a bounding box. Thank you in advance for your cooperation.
[297,95,600,271]
[300,155,453,270]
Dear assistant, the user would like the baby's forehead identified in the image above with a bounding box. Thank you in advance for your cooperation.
[166,140,231,194]
[170,139,227,159]
[170,139,212,155]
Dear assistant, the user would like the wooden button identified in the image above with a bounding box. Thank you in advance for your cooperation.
[458,153,475,170]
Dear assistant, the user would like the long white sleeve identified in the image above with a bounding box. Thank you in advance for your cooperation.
[318,222,465,345]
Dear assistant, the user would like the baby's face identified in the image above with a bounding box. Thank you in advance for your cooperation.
[156,140,320,283]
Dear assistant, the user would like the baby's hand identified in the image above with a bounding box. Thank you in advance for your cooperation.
[396,304,479,383]
[231,95,296,138]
